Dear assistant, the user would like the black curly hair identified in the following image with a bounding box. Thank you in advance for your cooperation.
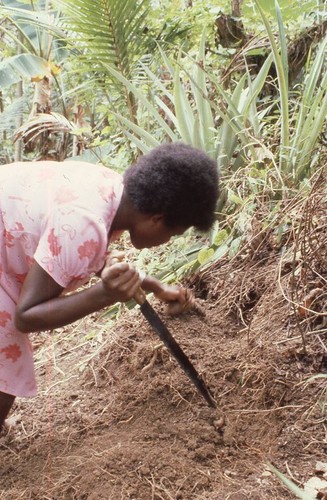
[124,142,219,231]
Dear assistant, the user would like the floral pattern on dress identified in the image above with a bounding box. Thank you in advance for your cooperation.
[48,228,62,257]
[98,185,117,204]
[3,229,15,248]
[3,222,25,248]
[55,187,78,205]
[0,343,22,362]
[0,311,12,327]
[78,239,100,260]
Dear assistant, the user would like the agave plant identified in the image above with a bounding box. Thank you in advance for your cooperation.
[101,0,325,187]
[103,27,273,168]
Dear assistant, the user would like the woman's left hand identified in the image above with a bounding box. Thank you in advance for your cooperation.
[154,284,189,304]
[140,275,196,315]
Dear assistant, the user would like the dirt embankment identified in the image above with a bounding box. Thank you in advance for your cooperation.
[1,189,326,499]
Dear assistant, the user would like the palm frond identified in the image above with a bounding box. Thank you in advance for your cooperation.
[14,112,75,144]
[57,0,151,79]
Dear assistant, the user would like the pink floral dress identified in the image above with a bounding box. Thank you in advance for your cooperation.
[0,161,124,397]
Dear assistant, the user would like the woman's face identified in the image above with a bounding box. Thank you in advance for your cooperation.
[129,214,187,249]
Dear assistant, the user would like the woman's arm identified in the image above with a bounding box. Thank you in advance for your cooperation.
[15,261,141,333]
[105,251,189,304]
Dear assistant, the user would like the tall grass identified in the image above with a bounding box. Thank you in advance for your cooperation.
[255,0,327,181]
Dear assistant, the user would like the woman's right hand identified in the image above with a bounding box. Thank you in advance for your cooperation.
[100,253,141,303]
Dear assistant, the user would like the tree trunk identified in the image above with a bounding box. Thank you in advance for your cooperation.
[0,91,10,163]
[14,82,24,162]
[29,76,51,117]
[14,38,24,162]
[22,76,52,158]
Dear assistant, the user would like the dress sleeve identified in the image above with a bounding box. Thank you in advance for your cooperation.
[34,209,108,290]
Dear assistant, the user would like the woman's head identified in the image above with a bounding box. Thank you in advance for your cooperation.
[124,143,219,232]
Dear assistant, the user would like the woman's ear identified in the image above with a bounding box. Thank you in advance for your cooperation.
[150,214,165,227]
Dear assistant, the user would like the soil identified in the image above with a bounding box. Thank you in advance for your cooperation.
[1,189,326,500]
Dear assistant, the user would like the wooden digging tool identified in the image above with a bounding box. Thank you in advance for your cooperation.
[134,288,217,409]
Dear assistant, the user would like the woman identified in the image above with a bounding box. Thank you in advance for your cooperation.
[0,142,219,431]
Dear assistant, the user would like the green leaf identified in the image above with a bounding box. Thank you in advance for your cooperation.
[228,191,243,205]
[218,74,246,167]
[0,95,27,131]
[213,229,229,247]
[123,130,152,154]
[303,373,327,385]
[254,0,316,19]
[229,236,243,257]
[103,62,178,141]
[254,0,289,170]
[112,112,160,149]
[275,0,288,90]
[256,0,275,11]
[289,38,327,179]
[154,95,179,130]
[173,64,194,144]
[192,27,215,152]
[268,464,313,499]
[212,242,229,261]
[243,53,273,119]
[197,247,214,265]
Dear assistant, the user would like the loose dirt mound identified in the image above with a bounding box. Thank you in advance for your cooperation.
[1,190,326,499]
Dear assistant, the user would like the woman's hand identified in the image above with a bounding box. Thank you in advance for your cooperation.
[101,254,141,303]
[141,274,196,315]
[154,284,201,316]
[154,284,188,304]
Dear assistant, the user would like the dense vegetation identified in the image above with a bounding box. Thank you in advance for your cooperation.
[0,0,326,281]
[0,0,325,310]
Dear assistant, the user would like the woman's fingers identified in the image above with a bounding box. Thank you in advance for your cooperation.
[178,287,188,304]
[160,285,190,304]
[101,262,141,302]
[101,262,129,280]
[105,250,125,267]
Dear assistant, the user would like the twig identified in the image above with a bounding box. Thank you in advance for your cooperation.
[274,328,327,344]
[317,335,327,353]
[285,461,302,485]
[229,404,304,413]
